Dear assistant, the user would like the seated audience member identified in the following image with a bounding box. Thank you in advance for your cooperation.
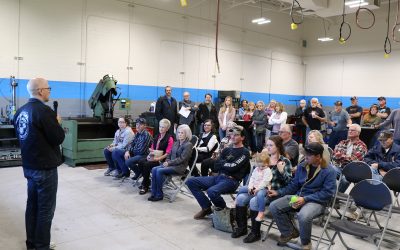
[332,124,367,167]
[364,130,400,180]
[232,152,272,241]
[361,104,382,127]
[299,130,330,165]
[268,143,336,250]
[186,126,250,219]
[328,101,352,150]
[279,124,299,168]
[346,96,363,125]
[191,120,218,177]
[302,98,326,133]
[243,101,255,121]
[233,140,292,243]
[114,118,152,179]
[148,125,193,201]
[252,101,267,152]
[238,99,248,120]
[375,108,400,145]
[331,124,367,193]
[268,102,288,136]
[200,121,237,176]
[104,117,134,176]
[135,119,174,195]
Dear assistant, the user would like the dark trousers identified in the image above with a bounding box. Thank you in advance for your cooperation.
[254,131,265,153]
[191,152,212,176]
[200,158,216,176]
[136,158,160,188]
[23,168,58,250]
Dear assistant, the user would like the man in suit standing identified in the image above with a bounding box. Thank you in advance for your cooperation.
[155,86,178,135]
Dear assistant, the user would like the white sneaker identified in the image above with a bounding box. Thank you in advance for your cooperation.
[110,170,119,177]
[302,242,312,250]
[50,241,56,249]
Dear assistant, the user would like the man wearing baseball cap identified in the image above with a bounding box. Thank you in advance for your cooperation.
[113,118,152,179]
[375,107,400,145]
[268,142,336,250]
[187,125,250,220]
[346,96,363,125]
[328,101,352,149]
[376,96,391,121]
[364,130,400,179]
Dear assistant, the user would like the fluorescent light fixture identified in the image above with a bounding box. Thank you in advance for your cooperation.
[252,17,266,23]
[251,17,271,25]
[349,2,368,8]
[257,19,271,24]
[345,0,365,5]
[318,37,334,42]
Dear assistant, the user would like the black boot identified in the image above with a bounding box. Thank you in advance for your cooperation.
[231,206,248,238]
[243,210,261,243]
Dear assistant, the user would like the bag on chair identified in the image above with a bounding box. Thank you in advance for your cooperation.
[211,207,236,233]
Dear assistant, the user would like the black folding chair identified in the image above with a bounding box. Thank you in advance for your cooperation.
[334,161,372,217]
[327,179,393,250]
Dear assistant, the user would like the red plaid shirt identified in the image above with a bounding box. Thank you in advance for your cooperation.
[332,139,368,167]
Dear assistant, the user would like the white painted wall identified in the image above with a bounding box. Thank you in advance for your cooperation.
[0,0,306,117]
[302,6,400,101]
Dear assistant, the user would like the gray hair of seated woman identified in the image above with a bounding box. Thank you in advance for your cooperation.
[176,124,192,141]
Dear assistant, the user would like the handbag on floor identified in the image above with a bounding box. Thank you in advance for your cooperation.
[211,207,236,233]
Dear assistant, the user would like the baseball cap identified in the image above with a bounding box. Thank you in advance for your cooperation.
[378,130,393,141]
[135,117,147,125]
[377,96,386,101]
[304,142,324,156]
[334,101,343,106]
[228,125,245,136]
[350,96,358,100]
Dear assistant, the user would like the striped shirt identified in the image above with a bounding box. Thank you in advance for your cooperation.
[128,129,152,156]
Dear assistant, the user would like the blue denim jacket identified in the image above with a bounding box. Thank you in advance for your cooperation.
[277,162,336,206]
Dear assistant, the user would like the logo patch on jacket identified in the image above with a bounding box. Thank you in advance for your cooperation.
[16,111,29,140]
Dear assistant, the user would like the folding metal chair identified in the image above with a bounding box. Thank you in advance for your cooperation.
[163,136,199,202]
[327,179,393,250]
[333,161,372,217]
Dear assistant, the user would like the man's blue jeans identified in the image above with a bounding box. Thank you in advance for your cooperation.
[236,186,267,212]
[23,168,58,250]
[151,166,178,198]
[186,175,239,209]
[269,195,325,245]
[124,155,146,175]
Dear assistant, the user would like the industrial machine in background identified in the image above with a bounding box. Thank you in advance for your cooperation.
[0,76,22,168]
[61,75,120,166]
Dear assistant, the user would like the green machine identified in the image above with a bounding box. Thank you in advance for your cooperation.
[62,75,121,166]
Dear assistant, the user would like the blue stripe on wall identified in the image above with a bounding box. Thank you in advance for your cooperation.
[1,78,398,109]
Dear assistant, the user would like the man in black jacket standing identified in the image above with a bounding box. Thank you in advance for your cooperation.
[14,78,65,250]
[155,86,178,135]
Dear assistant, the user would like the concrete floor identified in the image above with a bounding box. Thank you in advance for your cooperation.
[0,164,398,250]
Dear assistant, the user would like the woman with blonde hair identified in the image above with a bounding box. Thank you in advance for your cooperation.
[218,96,236,140]
[298,130,330,165]
[268,102,288,136]
[252,101,267,152]
[243,101,255,121]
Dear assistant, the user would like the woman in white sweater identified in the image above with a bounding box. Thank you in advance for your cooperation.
[268,102,288,136]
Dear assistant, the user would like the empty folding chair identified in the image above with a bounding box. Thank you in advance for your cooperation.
[327,179,393,250]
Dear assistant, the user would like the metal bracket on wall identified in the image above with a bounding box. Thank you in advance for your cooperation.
[77,62,85,66]
[14,56,23,60]
[127,66,133,70]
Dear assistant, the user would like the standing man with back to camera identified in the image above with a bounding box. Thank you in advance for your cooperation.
[14,78,65,250]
